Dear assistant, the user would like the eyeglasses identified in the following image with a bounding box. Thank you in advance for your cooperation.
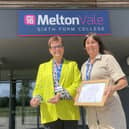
[50,45,63,49]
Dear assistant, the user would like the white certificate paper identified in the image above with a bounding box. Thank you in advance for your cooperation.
[78,83,105,103]
[74,80,109,106]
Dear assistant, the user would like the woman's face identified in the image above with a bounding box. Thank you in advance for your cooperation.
[49,41,64,60]
[85,36,99,58]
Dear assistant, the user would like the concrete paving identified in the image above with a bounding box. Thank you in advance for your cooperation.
[0,116,39,129]
[0,116,87,129]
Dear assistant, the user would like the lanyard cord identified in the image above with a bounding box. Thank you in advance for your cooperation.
[55,62,62,81]
[53,60,63,94]
[85,60,93,80]
[53,60,63,82]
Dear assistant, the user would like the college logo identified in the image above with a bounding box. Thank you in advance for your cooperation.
[24,15,36,25]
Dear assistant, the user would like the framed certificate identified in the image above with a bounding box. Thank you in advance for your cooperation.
[74,80,109,107]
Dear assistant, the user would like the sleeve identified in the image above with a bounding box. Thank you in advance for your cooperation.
[106,55,125,82]
[81,62,86,81]
[65,61,81,98]
[32,64,44,99]
[59,88,72,100]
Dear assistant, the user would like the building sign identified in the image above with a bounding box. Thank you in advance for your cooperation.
[18,10,111,36]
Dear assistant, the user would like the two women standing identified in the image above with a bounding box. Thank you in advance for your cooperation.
[30,33,128,129]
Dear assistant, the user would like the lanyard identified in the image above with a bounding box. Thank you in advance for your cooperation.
[53,60,63,82]
[55,63,62,81]
[53,60,63,93]
[86,59,93,80]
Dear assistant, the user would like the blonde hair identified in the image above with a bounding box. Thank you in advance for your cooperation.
[48,36,63,48]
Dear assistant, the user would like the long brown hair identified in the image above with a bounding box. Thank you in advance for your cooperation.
[83,33,106,54]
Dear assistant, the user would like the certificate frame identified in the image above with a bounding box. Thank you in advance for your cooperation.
[74,79,109,107]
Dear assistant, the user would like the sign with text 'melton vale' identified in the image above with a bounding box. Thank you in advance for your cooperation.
[18,10,111,36]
